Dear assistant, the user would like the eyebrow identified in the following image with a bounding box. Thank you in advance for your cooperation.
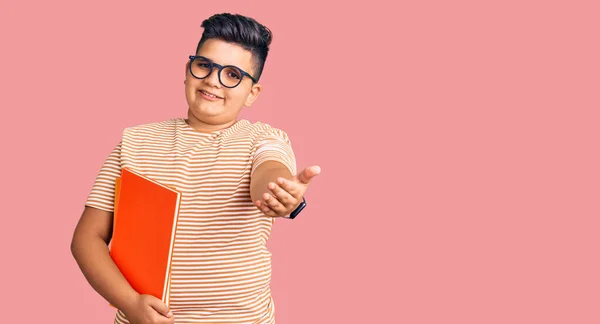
[198,55,252,72]
[200,56,236,67]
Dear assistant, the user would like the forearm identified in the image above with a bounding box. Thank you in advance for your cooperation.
[71,235,138,311]
[250,164,292,203]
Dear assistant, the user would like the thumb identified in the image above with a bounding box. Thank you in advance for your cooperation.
[296,165,321,184]
[147,295,172,318]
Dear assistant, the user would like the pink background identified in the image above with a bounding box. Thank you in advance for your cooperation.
[1,0,599,323]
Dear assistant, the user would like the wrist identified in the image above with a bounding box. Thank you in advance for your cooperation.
[118,290,140,313]
[288,197,306,219]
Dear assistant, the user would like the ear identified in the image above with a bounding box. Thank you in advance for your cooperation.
[185,61,190,76]
[245,83,262,107]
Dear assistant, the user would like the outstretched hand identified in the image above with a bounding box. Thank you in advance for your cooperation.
[254,165,321,217]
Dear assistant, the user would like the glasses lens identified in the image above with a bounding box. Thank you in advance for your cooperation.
[191,57,211,78]
[220,67,243,87]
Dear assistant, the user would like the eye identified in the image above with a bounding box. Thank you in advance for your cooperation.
[227,71,241,80]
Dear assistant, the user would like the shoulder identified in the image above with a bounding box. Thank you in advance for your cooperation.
[245,121,292,142]
[122,118,179,139]
[124,118,178,134]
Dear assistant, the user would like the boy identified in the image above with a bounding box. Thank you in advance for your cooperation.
[71,13,321,324]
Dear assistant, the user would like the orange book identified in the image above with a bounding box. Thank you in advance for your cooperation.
[109,167,181,308]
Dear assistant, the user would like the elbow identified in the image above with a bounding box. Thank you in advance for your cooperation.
[70,229,88,260]
[71,229,109,260]
[70,232,80,259]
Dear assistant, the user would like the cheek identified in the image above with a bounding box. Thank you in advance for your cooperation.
[184,78,196,94]
[224,90,248,105]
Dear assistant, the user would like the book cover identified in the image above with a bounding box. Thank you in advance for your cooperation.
[109,167,181,308]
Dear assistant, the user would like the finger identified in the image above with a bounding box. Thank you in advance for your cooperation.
[296,165,321,184]
[255,200,277,217]
[154,312,176,324]
[263,192,287,215]
[154,313,176,324]
[269,181,297,207]
[276,177,302,198]
[147,296,172,318]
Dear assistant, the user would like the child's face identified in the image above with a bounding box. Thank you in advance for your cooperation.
[184,38,261,125]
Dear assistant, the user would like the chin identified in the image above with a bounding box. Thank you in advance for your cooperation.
[191,109,220,120]
[191,98,221,112]
[190,106,228,122]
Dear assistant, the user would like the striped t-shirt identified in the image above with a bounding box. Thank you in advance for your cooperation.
[85,117,297,324]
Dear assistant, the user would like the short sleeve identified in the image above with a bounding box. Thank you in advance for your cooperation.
[84,141,122,212]
[251,128,297,177]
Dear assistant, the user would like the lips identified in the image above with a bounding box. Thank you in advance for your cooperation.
[198,89,223,99]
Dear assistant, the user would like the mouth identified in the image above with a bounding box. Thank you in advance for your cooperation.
[198,89,223,100]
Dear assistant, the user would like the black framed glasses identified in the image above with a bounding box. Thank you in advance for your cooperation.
[188,55,258,88]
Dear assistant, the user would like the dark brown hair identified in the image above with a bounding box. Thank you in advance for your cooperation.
[196,13,273,81]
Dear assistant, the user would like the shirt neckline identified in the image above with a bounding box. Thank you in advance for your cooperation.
[178,118,249,137]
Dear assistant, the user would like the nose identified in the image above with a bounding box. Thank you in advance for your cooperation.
[204,66,222,88]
